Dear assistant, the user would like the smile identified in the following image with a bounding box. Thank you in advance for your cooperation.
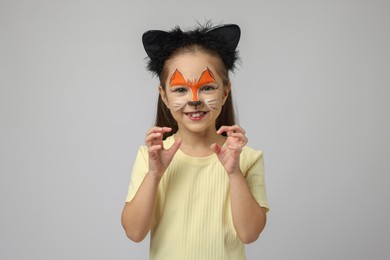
[184,111,208,120]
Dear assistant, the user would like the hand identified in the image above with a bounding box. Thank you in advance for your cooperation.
[210,125,248,175]
[145,127,182,178]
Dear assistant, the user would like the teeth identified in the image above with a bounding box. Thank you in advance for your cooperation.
[187,112,205,118]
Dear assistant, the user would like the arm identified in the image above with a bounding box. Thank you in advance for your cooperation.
[211,125,267,244]
[228,171,267,244]
[121,127,181,242]
[121,172,162,242]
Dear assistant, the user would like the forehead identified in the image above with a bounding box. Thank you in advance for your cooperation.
[166,52,221,82]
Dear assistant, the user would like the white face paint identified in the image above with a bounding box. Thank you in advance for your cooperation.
[172,99,187,112]
[203,98,220,111]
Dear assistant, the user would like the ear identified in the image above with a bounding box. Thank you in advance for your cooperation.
[159,86,169,108]
[222,83,231,105]
[142,30,171,61]
[205,24,241,53]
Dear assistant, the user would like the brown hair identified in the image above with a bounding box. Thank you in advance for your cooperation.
[154,45,236,139]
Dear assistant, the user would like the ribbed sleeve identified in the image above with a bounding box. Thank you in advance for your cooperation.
[125,146,148,202]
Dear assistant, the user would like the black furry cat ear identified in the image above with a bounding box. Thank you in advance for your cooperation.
[205,24,241,53]
[142,30,171,61]
[142,23,241,75]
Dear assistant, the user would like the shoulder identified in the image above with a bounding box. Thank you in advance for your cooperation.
[137,144,148,155]
[241,145,263,162]
[240,145,264,173]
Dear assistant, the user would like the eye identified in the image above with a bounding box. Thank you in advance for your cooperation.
[172,87,188,94]
[200,85,216,92]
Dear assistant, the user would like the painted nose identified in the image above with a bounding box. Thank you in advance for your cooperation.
[188,100,203,110]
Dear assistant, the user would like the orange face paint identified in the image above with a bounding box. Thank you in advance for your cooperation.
[170,67,216,101]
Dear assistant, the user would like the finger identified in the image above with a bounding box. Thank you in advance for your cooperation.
[231,124,246,135]
[230,132,248,146]
[145,132,163,146]
[227,144,242,153]
[168,138,182,155]
[146,127,163,135]
[148,144,162,154]
[225,125,246,134]
[216,125,230,135]
[146,126,172,136]
[145,132,162,141]
[161,127,173,133]
[210,143,221,154]
[217,125,246,135]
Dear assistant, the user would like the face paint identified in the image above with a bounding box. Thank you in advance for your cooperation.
[203,98,219,111]
[172,99,188,112]
[170,67,216,101]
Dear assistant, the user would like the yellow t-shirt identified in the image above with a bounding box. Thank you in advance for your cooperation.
[126,135,269,260]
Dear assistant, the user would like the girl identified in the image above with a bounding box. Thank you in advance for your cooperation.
[121,23,269,260]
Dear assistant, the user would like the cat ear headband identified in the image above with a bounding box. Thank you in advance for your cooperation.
[142,24,241,76]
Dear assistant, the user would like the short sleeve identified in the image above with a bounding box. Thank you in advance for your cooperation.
[125,146,149,202]
[241,148,270,212]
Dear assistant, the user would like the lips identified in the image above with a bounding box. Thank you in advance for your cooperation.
[185,111,208,120]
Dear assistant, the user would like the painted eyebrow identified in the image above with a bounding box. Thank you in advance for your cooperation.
[169,67,217,101]
[170,67,216,87]
[170,69,187,86]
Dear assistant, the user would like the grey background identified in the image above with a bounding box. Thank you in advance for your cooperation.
[1,0,389,259]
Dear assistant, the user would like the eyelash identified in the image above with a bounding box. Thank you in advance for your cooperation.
[200,85,216,91]
[171,85,217,94]
[172,87,188,93]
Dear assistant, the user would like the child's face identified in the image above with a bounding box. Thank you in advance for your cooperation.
[160,51,230,134]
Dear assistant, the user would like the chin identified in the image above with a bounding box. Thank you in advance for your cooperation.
[181,122,216,134]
